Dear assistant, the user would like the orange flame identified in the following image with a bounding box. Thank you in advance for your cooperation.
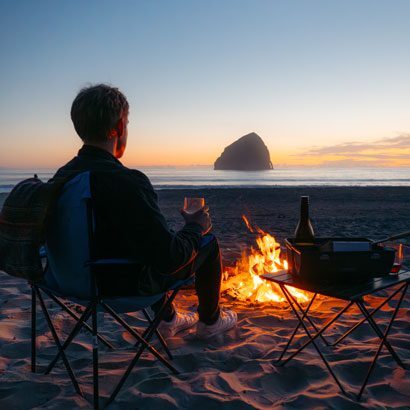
[224,216,310,303]
[242,215,254,233]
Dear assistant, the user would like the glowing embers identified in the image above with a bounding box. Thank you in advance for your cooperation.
[224,216,309,303]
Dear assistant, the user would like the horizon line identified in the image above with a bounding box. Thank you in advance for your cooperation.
[1,164,410,170]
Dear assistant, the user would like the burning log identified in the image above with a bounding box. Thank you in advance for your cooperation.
[223,216,310,304]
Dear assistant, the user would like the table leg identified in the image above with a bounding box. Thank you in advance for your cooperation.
[355,285,407,369]
[279,285,347,396]
[285,287,331,346]
[357,283,408,400]
[331,284,406,347]
[276,293,317,364]
[280,286,353,367]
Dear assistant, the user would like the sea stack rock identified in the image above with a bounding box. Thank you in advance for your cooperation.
[214,132,273,171]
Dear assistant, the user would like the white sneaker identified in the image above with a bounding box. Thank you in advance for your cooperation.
[196,309,237,339]
[158,311,198,337]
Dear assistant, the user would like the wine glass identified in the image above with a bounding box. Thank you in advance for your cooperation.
[183,197,205,214]
[391,243,404,275]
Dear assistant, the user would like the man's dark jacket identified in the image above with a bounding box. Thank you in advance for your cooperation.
[52,145,203,296]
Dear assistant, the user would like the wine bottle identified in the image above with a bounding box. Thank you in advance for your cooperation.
[294,196,315,245]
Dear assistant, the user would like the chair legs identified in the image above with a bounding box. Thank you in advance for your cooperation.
[142,309,173,360]
[92,308,99,410]
[41,288,113,349]
[105,286,181,407]
[30,284,181,409]
[31,285,36,373]
[44,301,94,375]
[100,301,177,373]
[35,286,84,397]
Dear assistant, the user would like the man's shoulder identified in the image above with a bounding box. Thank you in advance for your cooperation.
[53,152,124,178]
[107,167,154,191]
[90,167,156,201]
[126,168,152,186]
[53,153,156,200]
[55,157,151,187]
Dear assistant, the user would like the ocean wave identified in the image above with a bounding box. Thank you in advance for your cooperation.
[1,167,410,193]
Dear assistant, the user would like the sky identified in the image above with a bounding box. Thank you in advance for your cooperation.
[1,0,410,168]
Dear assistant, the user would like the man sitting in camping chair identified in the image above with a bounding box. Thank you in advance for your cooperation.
[45,84,237,339]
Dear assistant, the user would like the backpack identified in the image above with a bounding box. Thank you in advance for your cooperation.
[0,175,71,281]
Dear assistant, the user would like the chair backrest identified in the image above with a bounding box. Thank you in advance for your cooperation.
[45,172,93,299]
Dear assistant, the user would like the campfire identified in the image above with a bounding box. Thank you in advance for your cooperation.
[223,216,310,303]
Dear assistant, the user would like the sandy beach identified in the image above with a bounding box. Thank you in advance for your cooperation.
[0,187,409,409]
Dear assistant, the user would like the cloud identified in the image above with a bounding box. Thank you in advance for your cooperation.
[337,152,410,159]
[306,134,410,156]
[316,159,381,168]
[378,134,410,148]
[300,134,410,166]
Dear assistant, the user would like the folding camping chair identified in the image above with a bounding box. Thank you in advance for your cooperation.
[30,172,193,409]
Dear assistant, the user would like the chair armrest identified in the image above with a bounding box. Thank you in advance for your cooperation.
[85,258,141,267]
[170,276,195,289]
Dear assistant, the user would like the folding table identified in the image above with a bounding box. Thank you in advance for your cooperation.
[261,270,410,399]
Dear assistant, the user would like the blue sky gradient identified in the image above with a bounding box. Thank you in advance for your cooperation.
[1,0,410,167]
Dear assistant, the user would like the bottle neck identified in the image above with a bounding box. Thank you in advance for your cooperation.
[300,197,310,221]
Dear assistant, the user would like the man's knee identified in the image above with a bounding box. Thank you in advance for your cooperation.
[199,234,221,262]
[200,233,216,248]
[201,234,220,251]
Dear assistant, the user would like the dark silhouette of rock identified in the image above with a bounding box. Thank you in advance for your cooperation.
[214,132,273,171]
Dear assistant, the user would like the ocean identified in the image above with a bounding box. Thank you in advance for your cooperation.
[0,166,409,193]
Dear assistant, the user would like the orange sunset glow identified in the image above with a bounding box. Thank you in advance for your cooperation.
[3,132,409,169]
[1,2,410,409]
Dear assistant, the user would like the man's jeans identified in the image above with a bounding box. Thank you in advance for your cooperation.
[151,234,222,325]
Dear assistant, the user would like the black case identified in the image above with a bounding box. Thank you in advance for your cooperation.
[285,237,396,283]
